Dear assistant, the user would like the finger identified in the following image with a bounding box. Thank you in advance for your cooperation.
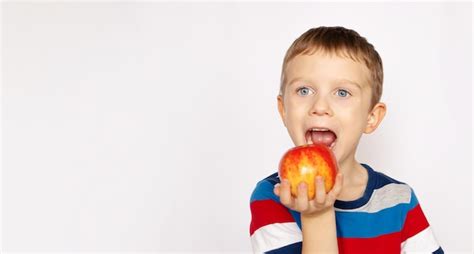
[296,182,309,212]
[332,173,344,194]
[327,173,343,202]
[315,176,326,205]
[273,183,281,197]
[280,179,293,207]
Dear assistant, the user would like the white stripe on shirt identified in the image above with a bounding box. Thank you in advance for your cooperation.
[251,222,302,253]
[401,226,441,253]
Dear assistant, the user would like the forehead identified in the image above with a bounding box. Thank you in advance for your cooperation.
[284,51,371,88]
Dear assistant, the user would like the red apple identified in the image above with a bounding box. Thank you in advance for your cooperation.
[278,144,338,200]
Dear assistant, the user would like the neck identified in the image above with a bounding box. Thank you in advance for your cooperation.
[337,157,368,189]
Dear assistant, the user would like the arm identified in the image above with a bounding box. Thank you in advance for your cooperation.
[400,189,443,254]
[301,208,338,253]
[275,174,343,254]
[250,178,303,253]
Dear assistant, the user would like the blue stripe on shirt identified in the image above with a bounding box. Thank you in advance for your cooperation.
[336,191,419,238]
[265,241,302,254]
[250,179,280,203]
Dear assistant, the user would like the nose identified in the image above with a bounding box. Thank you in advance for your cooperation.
[309,95,332,116]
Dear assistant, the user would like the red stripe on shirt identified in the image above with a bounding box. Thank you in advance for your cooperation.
[401,203,430,242]
[338,231,401,254]
[250,199,295,235]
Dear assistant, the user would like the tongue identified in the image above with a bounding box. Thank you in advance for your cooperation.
[311,131,336,147]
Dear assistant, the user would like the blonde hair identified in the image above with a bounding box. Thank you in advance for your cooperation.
[279,26,383,109]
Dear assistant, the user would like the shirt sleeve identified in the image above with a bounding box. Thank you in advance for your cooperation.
[249,179,303,253]
[400,188,444,254]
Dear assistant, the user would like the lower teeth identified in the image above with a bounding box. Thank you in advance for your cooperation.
[306,139,336,149]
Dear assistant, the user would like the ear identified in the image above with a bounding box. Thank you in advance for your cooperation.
[277,95,287,127]
[364,102,387,134]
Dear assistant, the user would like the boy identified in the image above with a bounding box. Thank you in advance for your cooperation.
[249,26,443,254]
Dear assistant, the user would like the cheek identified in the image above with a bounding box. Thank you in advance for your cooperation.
[285,102,310,118]
[285,113,304,132]
[284,108,307,136]
[334,96,366,114]
[336,107,367,130]
[336,93,362,105]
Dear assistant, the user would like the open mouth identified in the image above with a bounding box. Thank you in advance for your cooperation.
[305,127,337,150]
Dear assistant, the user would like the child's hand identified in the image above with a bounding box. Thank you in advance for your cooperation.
[273,173,343,216]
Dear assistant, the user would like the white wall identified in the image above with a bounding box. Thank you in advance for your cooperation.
[2,2,471,253]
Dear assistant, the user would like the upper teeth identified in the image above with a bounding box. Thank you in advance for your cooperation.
[311,128,329,131]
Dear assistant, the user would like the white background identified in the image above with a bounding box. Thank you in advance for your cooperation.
[2,2,472,253]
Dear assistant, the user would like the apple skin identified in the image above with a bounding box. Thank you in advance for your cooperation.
[278,144,338,200]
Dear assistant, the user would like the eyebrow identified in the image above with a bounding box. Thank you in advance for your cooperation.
[287,77,362,89]
[335,78,362,89]
[287,78,307,88]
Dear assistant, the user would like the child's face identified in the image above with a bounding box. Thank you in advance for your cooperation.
[277,51,385,164]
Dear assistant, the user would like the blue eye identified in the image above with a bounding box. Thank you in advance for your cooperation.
[336,89,350,97]
[297,87,313,96]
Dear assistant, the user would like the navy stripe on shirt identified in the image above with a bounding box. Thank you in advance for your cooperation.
[265,241,302,254]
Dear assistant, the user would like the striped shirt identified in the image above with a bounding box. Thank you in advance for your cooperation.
[249,163,443,254]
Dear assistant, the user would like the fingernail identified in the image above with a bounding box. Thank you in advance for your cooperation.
[298,182,306,190]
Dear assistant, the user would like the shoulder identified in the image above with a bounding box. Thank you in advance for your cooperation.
[250,172,281,204]
[371,167,405,187]
[249,172,299,228]
[249,172,296,230]
[368,165,420,209]
[372,169,444,253]
[249,173,302,252]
